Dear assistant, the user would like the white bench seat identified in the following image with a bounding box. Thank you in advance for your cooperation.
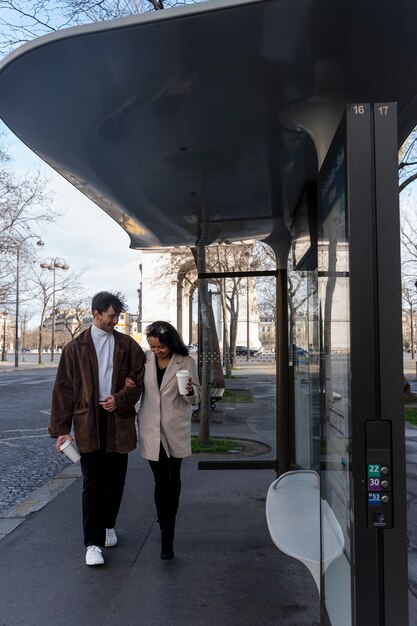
[266,470,344,592]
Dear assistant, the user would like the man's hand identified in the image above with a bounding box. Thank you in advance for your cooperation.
[56,434,74,454]
[100,395,116,412]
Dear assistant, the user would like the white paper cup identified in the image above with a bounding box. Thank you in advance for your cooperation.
[176,369,190,395]
[59,440,81,463]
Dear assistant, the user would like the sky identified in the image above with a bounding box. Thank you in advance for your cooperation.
[2,121,143,326]
[0,5,146,328]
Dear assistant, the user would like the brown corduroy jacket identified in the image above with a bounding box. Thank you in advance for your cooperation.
[49,327,145,453]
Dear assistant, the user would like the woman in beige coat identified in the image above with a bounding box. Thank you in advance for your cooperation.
[138,321,201,560]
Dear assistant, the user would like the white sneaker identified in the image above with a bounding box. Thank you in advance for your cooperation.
[105,528,117,547]
[86,545,104,566]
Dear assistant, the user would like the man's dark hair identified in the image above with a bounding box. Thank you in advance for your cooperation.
[146,321,188,356]
[91,291,127,315]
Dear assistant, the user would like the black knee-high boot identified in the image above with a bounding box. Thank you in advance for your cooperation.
[160,518,175,560]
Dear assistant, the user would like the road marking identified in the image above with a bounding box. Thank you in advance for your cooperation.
[0,377,54,387]
[20,379,54,386]
[0,427,49,442]
[0,434,49,441]
[0,428,46,434]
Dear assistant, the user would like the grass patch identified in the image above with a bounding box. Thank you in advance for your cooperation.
[223,389,252,403]
[191,437,244,453]
[405,407,417,426]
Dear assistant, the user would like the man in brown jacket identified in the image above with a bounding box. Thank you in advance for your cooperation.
[49,291,145,566]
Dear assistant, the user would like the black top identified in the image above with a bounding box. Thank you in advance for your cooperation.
[156,363,166,389]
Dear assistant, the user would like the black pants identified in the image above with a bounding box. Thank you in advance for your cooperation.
[80,408,128,547]
[148,444,182,527]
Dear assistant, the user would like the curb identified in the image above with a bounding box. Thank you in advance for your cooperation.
[0,463,82,542]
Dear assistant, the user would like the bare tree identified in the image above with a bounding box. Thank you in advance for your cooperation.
[399,130,417,194]
[0,137,56,305]
[152,247,225,384]
[403,283,417,359]
[206,243,257,370]
[191,244,211,444]
[29,265,86,363]
[0,0,203,56]
[56,294,90,340]
[20,308,34,356]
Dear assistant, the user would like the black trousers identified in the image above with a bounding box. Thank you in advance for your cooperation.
[80,407,128,547]
[148,444,182,527]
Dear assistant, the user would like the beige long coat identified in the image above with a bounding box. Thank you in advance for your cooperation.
[138,351,201,461]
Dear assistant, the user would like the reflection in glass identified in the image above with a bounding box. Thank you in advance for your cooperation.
[319,142,352,625]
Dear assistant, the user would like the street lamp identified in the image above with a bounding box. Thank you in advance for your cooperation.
[40,257,70,362]
[1,310,8,361]
[14,235,44,368]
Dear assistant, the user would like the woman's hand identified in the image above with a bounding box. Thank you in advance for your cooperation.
[186,376,194,395]
[124,377,136,389]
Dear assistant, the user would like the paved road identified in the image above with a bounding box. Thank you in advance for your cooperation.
[0,367,68,514]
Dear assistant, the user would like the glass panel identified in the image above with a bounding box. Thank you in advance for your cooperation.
[287,264,320,471]
[319,141,352,625]
[290,270,311,468]
[193,268,277,461]
[307,275,320,472]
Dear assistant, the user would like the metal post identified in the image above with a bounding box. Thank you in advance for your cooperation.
[246,277,250,361]
[14,247,20,368]
[1,312,7,361]
[40,257,68,362]
[51,267,56,362]
[12,236,44,367]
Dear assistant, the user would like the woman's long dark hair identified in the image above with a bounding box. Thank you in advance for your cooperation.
[146,321,189,356]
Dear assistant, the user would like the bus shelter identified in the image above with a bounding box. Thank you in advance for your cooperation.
[0,1,415,623]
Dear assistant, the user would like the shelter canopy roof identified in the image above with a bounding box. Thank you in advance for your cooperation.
[0,0,416,257]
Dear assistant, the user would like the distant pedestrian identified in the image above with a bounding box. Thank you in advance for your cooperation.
[135,321,200,560]
[49,291,145,566]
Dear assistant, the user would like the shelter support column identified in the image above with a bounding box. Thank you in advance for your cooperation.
[276,268,290,475]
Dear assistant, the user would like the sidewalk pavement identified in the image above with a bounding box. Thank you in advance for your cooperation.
[0,363,320,626]
[1,359,415,625]
[0,354,59,373]
[404,354,417,382]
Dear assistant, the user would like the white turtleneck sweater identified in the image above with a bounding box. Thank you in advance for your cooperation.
[91,324,115,401]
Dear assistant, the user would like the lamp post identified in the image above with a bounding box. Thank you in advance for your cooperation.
[1,310,8,361]
[414,281,417,374]
[14,235,44,367]
[40,257,70,362]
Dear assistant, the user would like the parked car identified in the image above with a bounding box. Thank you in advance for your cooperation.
[186,343,198,353]
[235,346,262,357]
[292,345,309,364]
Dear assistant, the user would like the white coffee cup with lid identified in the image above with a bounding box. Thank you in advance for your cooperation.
[59,439,81,463]
[176,370,190,395]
